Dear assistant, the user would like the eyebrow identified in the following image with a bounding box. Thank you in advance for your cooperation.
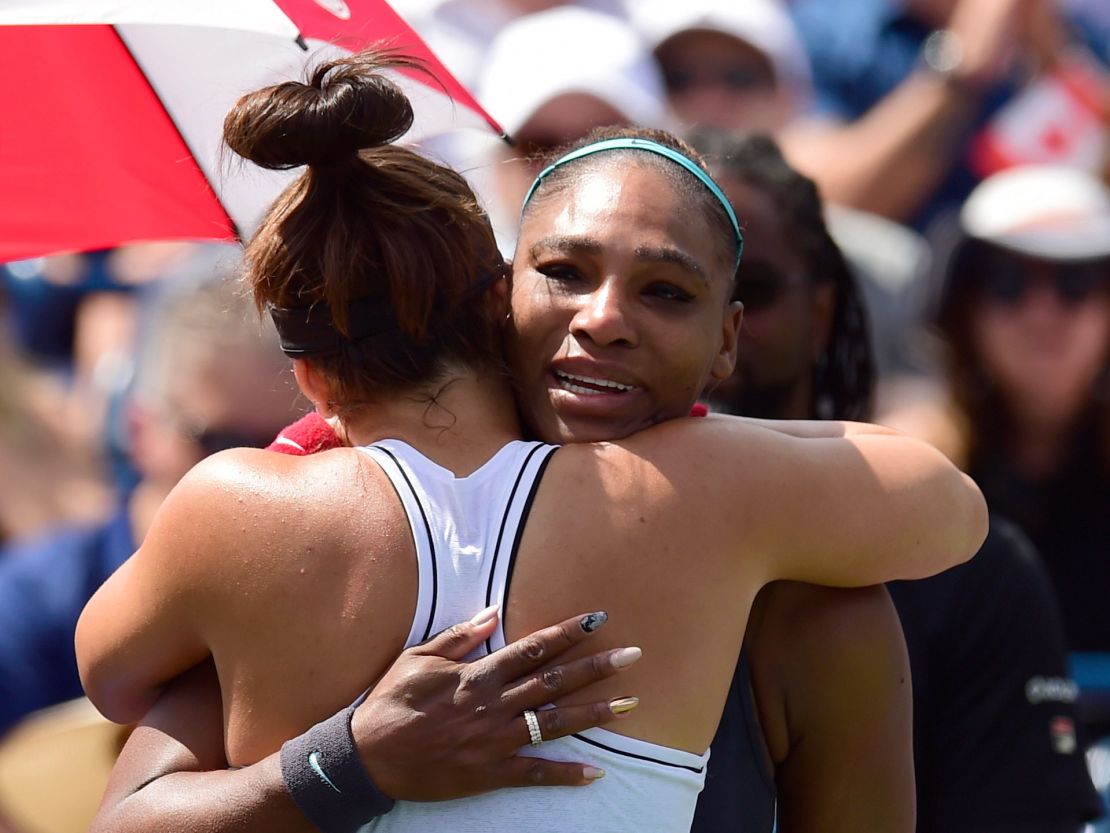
[634,245,708,287]
[530,236,710,287]
[529,235,603,260]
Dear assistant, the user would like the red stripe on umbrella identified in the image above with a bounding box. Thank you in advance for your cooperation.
[0,25,235,262]
[0,2,504,262]
[273,0,506,137]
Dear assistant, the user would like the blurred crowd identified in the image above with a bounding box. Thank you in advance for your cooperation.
[0,1,1108,831]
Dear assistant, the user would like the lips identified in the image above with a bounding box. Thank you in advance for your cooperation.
[553,370,639,395]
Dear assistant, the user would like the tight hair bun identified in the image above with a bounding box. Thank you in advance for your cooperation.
[224,51,418,171]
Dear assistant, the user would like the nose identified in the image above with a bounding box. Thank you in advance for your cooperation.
[569,279,638,348]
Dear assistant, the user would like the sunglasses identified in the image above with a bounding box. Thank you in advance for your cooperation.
[733,261,810,311]
[971,252,1109,307]
[664,66,775,94]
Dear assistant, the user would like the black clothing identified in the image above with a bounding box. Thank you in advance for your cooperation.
[970,414,1110,654]
[889,518,1103,832]
[691,645,776,833]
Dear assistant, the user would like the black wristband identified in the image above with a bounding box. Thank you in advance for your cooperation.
[280,699,396,832]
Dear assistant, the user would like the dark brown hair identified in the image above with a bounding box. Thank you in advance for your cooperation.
[937,236,1110,471]
[224,50,506,408]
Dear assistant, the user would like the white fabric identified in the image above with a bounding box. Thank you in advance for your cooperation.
[476,5,666,136]
[0,0,296,34]
[115,26,492,239]
[357,439,709,833]
[3,2,499,241]
[625,0,813,96]
[960,164,1110,261]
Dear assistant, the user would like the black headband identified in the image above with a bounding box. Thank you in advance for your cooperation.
[270,296,395,357]
[268,265,507,358]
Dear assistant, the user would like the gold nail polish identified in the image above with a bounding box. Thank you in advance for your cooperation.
[609,696,639,715]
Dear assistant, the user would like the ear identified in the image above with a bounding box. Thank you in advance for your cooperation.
[709,301,744,384]
[292,359,336,418]
[488,262,511,320]
[810,281,836,360]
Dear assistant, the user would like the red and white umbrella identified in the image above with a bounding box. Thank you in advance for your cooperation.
[0,1,506,262]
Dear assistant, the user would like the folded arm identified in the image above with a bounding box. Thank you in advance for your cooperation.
[91,611,640,832]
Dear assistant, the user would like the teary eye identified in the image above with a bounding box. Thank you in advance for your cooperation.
[646,282,694,303]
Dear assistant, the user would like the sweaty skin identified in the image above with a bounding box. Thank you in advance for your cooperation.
[510,160,915,832]
[84,159,972,830]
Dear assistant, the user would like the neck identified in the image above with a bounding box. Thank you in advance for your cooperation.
[337,366,524,475]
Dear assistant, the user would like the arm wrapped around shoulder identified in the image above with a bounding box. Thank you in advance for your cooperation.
[653,416,990,589]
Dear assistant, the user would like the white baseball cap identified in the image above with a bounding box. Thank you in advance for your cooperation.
[627,0,812,96]
[477,6,667,138]
[960,165,1110,261]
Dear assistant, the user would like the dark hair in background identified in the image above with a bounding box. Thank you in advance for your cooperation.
[689,131,875,422]
[224,50,506,411]
[936,235,1110,471]
[523,125,741,278]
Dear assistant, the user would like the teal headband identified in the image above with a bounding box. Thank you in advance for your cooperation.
[521,137,744,270]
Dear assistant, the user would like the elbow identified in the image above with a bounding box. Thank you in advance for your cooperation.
[954,472,989,568]
[76,622,156,725]
[924,471,988,577]
[81,667,156,726]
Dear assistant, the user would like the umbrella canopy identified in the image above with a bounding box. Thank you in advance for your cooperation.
[0,1,505,262]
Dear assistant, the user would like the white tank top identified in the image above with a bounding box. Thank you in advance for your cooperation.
[357,439,710,833]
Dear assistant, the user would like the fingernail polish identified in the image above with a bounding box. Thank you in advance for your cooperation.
[609,697,639,715]
[582,766,605,781]
[580,611,607,633]
[610,647,642,668]
[469,604,499,626]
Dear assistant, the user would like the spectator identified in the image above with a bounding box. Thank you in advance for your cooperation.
[475,5,666,250]
[782,0,1110,229]
[922,167,1110,673]
[393,0,623,89]
[0,247,304,740]
[698,132,1103,833]
[627,0,812,134]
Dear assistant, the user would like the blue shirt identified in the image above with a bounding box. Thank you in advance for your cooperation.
[0,506,134,736]
[789,0,1019,230]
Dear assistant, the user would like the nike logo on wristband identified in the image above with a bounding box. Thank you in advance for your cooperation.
[308,751,342,793]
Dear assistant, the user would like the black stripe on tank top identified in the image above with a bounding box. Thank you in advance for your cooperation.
[570,732,707,774]
[483,443,551,655]
[498,446,558,631]
[375,446,439,643]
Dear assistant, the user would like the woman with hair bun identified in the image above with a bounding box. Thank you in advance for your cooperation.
[77,50,987,832]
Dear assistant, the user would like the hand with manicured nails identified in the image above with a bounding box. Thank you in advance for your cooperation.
[353,607,641,801]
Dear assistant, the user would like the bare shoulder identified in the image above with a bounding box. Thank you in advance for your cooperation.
[568,416,775,495]
[146,446,377,579]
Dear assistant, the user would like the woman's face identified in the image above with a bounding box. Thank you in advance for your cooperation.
[970,255,1110,427]
[507,160,742,443]
[710,177,833,418]
[655,31,788,134]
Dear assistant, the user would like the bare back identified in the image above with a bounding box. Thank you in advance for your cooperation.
[77,412,985,766]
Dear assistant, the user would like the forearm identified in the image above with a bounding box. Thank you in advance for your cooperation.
[780,73,979,220]
[92,753,312,833]
[92,611,633,832]
[90,661,315,833]
[725,415,901,440]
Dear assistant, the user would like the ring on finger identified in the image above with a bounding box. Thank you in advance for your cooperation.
[523,709,543,747]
